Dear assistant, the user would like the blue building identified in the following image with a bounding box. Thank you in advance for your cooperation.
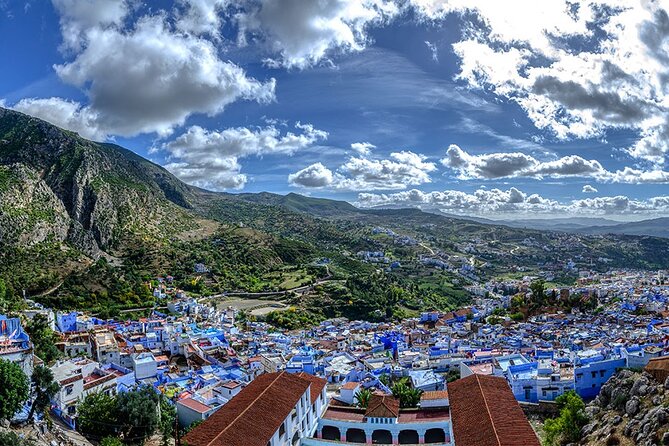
[574,356,626,400]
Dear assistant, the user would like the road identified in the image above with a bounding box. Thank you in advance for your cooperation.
[199,265,338,302]
[419,243,435,255]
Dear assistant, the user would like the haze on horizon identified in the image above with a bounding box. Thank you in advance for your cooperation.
[3,0,669,219]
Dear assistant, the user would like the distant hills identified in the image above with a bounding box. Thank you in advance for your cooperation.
[2,106,669,312]
[460,215,669,239]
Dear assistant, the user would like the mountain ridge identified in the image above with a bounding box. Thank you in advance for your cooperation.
[3,107,669,314]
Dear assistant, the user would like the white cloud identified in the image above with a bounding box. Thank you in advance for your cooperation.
[13,1,275,140]
[350,142,375,155]
[442,144,669,184]
[582,184,598,193]
[10,97,105,140]
[356,187,669,216]
[442,144,606,179]
[160,122,327,190]
[52,0,128,51]
[289,151,436,191]
[175,0,228,37]
[288,163,334,187]
[410,1,669,165]
[236,0,399,69]
[424,40,438,62]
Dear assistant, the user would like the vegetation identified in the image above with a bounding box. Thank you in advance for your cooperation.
[264,308,324,330]
[0,432,34,446]
[27,365,60,421]
[5,107,669,324]
[25,314,61,363]
[0,359,29,420]
[543,391,589,446]
[446,368,461,383]
[77,386,169,444]
[391,379,423,408]
[354,388,373,408]
[0,277,21,314]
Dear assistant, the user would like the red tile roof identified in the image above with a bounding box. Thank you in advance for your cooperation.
[178,398,211,414]
[297,372,327,404]
[421,390,449,400]
[364,395,400,419]
[340,381,359,390]
[182,372,310,446]
[449,374,540,446]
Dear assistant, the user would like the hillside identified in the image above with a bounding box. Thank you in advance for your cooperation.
[580,369,669,446]
[2,107,669,317]
[578,218,669,239]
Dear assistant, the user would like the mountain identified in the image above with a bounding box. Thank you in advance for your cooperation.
[499,217,622,230]
[0,107,199,256]
[578,217,669,238]
[234,192,360,217]
[3,106,669,316]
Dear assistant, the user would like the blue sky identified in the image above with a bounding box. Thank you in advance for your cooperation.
[2,0,669,218]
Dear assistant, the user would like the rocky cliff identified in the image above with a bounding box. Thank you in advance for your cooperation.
[0,107,199,256]
[581,370,669,446]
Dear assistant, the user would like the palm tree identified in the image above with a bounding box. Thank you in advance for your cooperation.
[28,365,60,421]
[391,381,423,408]
[354,388,372,408]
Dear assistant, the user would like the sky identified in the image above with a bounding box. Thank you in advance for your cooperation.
[2,0,669,219]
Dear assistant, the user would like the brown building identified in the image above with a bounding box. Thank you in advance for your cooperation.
[449,374,540,446]
[646,356,669,383]
[183,371,327,446]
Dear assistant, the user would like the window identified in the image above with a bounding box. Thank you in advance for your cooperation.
[542,390,547,397]
[65,386,74,395]
[591,371,597,378]
[600,370,605,377]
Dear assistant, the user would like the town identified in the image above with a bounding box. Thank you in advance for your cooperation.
[3,265,669,445]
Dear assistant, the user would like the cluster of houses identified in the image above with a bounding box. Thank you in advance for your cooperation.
[2,268,669,444]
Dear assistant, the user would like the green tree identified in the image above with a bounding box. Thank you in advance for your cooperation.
[28,365,60,421]
[0,431,35,446]
[77,391,119,439]
[158,396,176,446]
[116,385,161,444]
[0,359,29,420]
[391,381,422,408]
[446,368,461,383]
[0,278,20,314]
[25,314,61,363]
[543,391,589,446]
[100,438,124,446]
[354,388,373,408]
[530,280,547,305]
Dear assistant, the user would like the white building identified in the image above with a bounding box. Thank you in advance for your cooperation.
[51,358,118,420]
[132,352,157,380]
[183,371,328,446]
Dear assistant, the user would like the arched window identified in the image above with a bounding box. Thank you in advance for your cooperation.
[398,430,419,444]
[346,428,366,443]
[322,425,340,441]
[372,429,392,444]
[425,428,446,444]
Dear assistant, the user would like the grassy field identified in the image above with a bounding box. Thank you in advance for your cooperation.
[261,267,315,290]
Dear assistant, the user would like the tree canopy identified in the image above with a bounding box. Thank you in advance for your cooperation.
[28,365,60,421]
[77,385,168,445]
[543,391,589,446]
[0,359,29,420]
